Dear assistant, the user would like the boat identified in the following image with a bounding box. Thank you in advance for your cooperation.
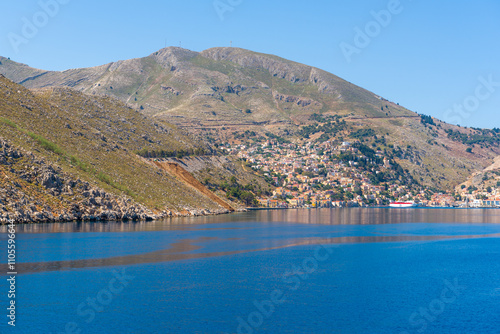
[389,201,417,208]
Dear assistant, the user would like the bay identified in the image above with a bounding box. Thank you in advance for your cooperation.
[1,208,499,333]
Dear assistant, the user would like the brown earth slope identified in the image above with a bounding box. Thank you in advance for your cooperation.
[151,160,235,212]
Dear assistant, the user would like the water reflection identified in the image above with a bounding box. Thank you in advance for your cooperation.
[2,232,500,275]
[1,208,498,234]
[254,208,500,225]
[1,208,499,275]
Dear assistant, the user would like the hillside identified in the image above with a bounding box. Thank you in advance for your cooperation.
[0,48,414,125]
[1,48,500,190]
[455,155,500,197]
[0,75,267,223]
[0,138,159,222]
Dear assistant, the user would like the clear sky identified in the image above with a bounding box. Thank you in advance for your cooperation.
[1,0,499,129]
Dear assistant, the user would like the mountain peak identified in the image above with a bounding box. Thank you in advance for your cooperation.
[149,47,198,69]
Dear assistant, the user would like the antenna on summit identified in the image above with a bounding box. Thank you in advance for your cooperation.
[230,41,232,48]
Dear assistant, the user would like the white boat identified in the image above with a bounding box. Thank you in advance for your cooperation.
[389,201,417,208]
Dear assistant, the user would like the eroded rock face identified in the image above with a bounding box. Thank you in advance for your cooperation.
[38,166,63,189]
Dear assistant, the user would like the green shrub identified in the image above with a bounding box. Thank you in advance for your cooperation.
[0,117,18,129]
[97,172,113,185]
[97,171,136,198]
[69,156,91,172]
[26,131,64,155]
[350,128,376,139]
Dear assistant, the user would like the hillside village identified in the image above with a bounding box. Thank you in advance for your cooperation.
[455,170,500,208]
[222,137,500,209]
[2,46,500,218]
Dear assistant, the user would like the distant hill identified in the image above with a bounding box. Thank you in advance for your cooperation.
[1,48,500,190]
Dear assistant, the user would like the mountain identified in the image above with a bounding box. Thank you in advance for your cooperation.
[0,47,416,127]
[0,75,267,222]
[1,48,500,190]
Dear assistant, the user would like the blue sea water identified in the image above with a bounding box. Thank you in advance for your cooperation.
[0,208,499,333]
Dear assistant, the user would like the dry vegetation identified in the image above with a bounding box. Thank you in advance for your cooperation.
[0,75,266,222]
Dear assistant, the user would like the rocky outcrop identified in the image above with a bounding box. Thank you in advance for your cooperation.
[273,91,322,108]
[0,138,164,224]
[200,48,311,84]
[150,160,235,212]
[160,85,182,95]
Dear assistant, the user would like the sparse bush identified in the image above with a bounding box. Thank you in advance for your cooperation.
[69,156,91,172]
[97,172,113,185]
[349,128,375,139]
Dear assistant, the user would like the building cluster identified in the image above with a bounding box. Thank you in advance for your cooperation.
[222,138,500,208]
[222,139,422,208]
[457,188,500,208]
[424,191,500,208]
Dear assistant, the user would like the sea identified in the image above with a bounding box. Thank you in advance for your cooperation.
[1,208,499,333]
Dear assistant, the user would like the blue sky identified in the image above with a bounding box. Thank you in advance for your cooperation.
[1,0,499,129]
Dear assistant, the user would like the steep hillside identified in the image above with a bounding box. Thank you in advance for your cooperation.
[0,75,265,222]
[332,115,500,190]
[1,48,500,190]
[0,138,160,223]
[455,155,500,195]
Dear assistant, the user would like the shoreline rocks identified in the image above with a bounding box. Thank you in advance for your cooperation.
[0,138,232,225]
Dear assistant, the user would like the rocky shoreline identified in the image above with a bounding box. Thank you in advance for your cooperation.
[0,138,231,224]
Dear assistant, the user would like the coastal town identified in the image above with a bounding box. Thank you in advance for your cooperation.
[221,137,500,209]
